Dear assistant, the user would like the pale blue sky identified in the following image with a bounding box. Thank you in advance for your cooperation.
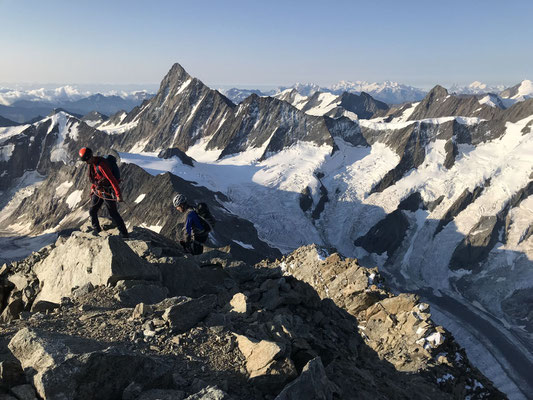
[1,0,532,89]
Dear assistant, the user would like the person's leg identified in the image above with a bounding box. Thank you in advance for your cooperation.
[191,241,204,255]
[89,194,104,232]
[180,240,193,254]
[104,199,128,236]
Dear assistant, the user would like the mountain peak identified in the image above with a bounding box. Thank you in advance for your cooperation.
[160,63,192,88]
[427,85,449,98]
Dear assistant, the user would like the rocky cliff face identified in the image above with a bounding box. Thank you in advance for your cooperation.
[103,64,377,159]
[0,229,503,399]
[115,63,236,153]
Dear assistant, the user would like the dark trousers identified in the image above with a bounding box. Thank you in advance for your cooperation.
[89,194,128,234]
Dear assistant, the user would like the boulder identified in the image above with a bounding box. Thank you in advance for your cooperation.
[71,282,95,299]
[158,260,229,298]
[132,303,153,319]
[30,300,59,314]
[31,232,161,303]
[0,361,25,390]
[9,384,37,400]
[115,283,168,306]
[162,295,217,332]
[0,298,24,323]
[184,386,229,400]
[229,293,249,315]
[8,328,171,400]
[235,334,284,378]
[275,358,334,400]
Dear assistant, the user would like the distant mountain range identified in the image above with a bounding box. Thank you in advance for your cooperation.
[0,87,154,123]
[220,81,427,105]
[220,80,533,107]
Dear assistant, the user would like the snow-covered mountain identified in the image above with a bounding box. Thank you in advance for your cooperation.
[448,81,506,95]
[221,81,426,105]
[500,79,533,101]
[2,63,533,398]
[327,80,427,104]
[273,89,389,120]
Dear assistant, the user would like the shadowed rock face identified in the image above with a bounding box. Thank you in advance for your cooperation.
[354,210,409,255]
[449,216,501,272]
[157,147,195,166]
[0,233,503,399]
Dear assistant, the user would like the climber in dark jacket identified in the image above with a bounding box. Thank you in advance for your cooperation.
[79,147,129,238]
[173,193,209,255]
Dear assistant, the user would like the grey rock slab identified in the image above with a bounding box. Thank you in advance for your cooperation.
[0,361,25,389]
[162,295,217,333]
[158,259,228,298]
[8,328,171,400]
[9,384,37,400]
[115,283,168,306]
[32,232,161,304]
[30,300,59,314]
[275,358,333,400]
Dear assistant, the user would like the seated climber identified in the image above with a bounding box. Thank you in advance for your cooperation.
[173,193,210,255]
[79,147,129,238]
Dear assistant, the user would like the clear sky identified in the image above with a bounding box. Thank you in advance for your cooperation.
[1,0,532,89]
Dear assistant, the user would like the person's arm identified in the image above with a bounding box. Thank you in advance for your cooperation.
[98,161,122,199]
[88,165,96,194]
[184,213,194,242]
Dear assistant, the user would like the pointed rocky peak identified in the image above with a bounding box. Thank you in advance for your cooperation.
[161,62,191,86]
[426,85,449,99]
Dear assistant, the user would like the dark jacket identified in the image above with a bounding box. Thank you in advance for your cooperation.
[183,209,208,243]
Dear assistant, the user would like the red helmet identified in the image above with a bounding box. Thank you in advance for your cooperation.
[79,147,93,162]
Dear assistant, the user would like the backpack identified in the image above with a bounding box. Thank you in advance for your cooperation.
[195,202,215,232]
[104,155,121,182]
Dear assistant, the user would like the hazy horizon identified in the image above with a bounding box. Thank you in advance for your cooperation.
[0,76,529,95]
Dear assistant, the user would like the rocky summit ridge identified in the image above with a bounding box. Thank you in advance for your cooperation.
[0,224,503,399]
